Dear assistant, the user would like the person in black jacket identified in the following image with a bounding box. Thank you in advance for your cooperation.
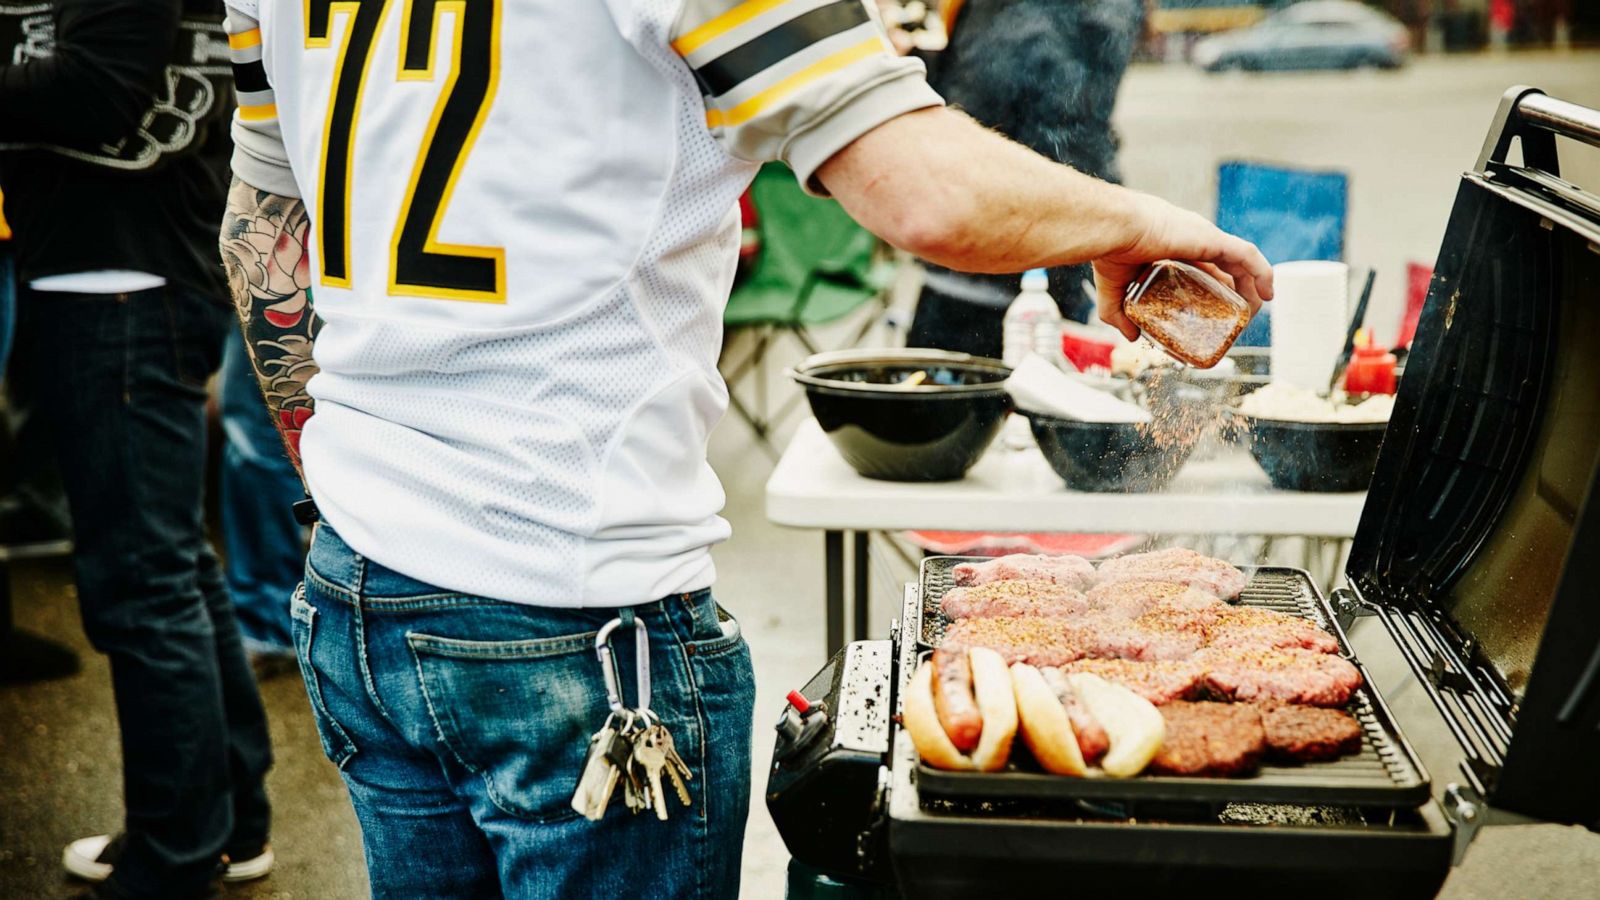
[906,0,1145,357]
[0,2,274,898]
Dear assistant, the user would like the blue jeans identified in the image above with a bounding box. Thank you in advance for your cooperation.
[14,285,273,897]
[298,524,756,899]
[219,328,303,653]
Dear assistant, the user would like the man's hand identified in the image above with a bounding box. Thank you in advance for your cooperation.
[1092,192,1273,340]
[817,107,1272,339]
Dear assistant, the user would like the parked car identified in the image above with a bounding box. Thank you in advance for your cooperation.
[1192,1,1410,72]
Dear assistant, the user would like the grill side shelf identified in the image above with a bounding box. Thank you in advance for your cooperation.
[912,558,1432,809]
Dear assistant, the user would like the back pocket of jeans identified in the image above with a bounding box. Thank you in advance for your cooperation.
[406,630,605,823]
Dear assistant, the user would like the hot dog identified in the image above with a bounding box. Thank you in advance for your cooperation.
[931,648,982,753]
[904,647,1017,772]
[1039,666,1110,764]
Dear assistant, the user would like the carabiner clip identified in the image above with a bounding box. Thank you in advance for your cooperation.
[594,614,651,716]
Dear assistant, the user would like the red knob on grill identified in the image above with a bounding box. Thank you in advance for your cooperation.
[786,690,811,714]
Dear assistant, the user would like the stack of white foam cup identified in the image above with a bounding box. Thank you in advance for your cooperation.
[1269,261,1350,392]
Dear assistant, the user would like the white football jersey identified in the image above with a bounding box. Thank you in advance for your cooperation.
[223,0,940,606]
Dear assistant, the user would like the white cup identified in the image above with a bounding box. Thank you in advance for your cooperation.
[1270,260,1349,392]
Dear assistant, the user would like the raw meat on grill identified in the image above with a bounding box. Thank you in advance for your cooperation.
[952,554,1096,590]
[1205,606,1341,654]
[1057,658,1205,705]
[940,580,1089,620]
[1261,704,1364,760]
[1095,547,1248,600]
[1067,611,1208,661]
[1084,580,1227,618]
[1148,701,1266,776]
[1038,666,1110,763]
[1197,648,1363,707]
[942,616,1087,667]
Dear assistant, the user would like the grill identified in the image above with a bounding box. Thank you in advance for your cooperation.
[765,88,1600,898]
[912,558,1430,809]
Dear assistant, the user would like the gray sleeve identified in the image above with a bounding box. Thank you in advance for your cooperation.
[225,7,300,198]
[671,0,943,196]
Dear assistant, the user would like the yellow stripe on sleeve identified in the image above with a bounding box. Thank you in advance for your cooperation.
[238,102,278,122]
[672,0,791,56]
[228,28,263,50]
[705,37,881,128]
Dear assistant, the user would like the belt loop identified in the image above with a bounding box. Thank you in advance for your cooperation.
[619,606,636,631]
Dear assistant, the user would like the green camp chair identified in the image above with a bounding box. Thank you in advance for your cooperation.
[721,163,895,452]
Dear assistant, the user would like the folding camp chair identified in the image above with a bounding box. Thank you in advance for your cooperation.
[1215,161,1349,346]
[721,163,894,452]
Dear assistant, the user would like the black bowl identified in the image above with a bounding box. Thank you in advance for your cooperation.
[1026,413,1201,493]
[1242,414,1388,492]
[790,350,1012,482]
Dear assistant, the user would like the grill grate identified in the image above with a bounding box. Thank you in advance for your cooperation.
[912,557,1431,809]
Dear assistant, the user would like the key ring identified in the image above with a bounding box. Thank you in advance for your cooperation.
[595,614,651,716]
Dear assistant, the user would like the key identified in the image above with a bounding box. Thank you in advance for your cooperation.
[653,725,694,809]
[570,715,634,820]
[634,723,692,821]
[631,725,672,821]
[626,714,657,815]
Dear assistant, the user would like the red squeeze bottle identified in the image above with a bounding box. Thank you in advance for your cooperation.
[1344,331,1398,395]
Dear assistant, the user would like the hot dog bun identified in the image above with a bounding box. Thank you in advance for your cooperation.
[904,648,1018,772]
[1066,673,1165,777]
[967,647,1017,772]
[1011,663,1087,776]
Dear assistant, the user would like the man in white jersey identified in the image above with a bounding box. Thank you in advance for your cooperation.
[219,1,1272,896]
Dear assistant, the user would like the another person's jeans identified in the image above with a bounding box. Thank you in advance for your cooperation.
[14,285,273,897]
[219,328,303,653]
[299,524,756,899]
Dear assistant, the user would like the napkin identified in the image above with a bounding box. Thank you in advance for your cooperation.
[1004,355,1152,424]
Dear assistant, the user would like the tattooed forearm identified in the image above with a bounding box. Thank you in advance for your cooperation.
[221,176,319,481]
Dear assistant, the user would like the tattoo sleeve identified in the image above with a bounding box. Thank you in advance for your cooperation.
[220,176,319,482]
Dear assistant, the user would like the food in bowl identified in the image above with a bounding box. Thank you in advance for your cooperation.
[790,350,1012,482]
[1238,381,1394,423]
[1236,383,1391,492]
[1026,413,1201,493]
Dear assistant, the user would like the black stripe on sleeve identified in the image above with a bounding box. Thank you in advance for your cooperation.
[692,0,871,98]
[232,59,271,94]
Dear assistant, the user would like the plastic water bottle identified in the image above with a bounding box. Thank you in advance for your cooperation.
[1002,268,1062,369]
[1001,269,1061,450]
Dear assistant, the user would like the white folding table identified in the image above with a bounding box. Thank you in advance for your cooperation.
[765,418,1369,652]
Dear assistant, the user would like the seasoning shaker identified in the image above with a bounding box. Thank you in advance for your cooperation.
[1123,260,1253,369]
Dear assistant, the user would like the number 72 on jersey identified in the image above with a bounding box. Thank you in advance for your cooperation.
[307,0,505,303]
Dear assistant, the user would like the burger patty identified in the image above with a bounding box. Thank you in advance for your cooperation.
[1205,607,1341,655]
[1095,547,1248,600]
[952,554,1096,590]
[1084,580,1226,617]
[1057,658,1205,705]
[1148,701,1265,776]
[943,616,1087,667]
[1261,704,1364,760]
[1197,648,1363,707]
[940,580,1089,620]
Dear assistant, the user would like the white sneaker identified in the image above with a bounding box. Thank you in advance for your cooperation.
[63,833,274,883]
[221,844,275,882]
[62,833,120,882]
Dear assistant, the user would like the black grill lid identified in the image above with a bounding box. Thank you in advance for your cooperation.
[1346,88,1600,827]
